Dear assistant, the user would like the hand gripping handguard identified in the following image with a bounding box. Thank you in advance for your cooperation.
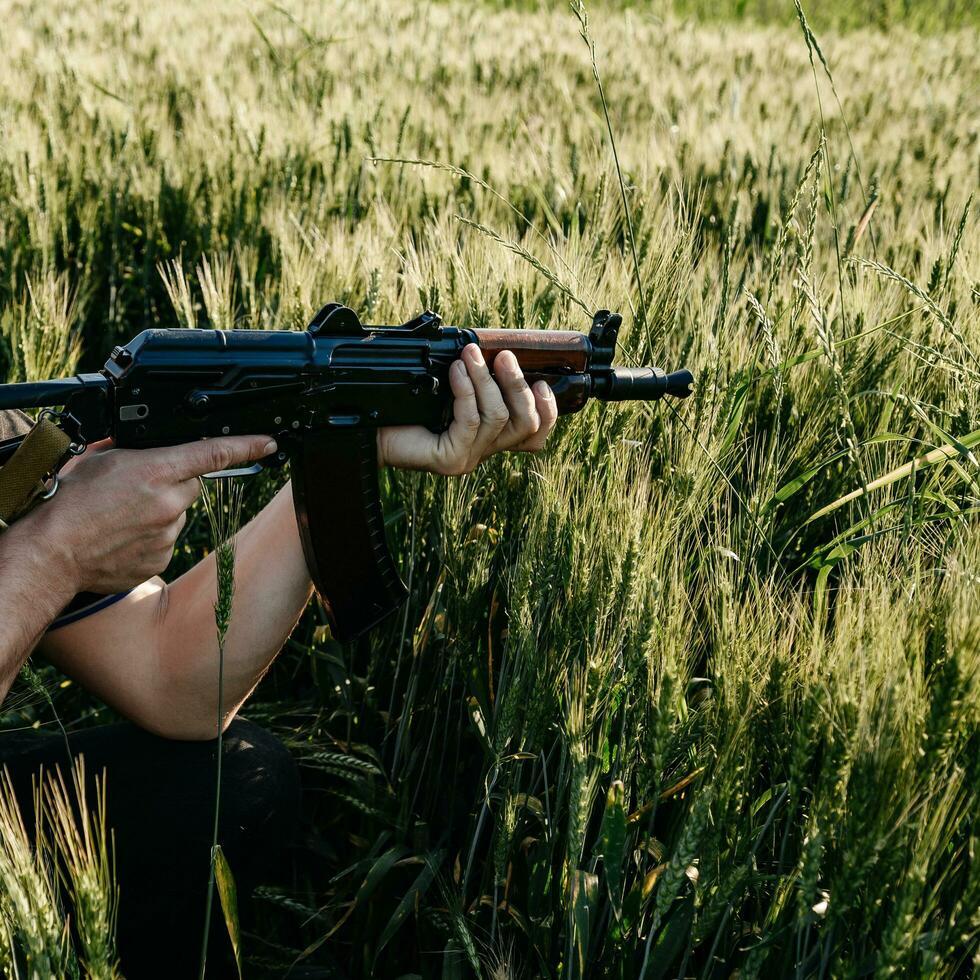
[0,305,693,641]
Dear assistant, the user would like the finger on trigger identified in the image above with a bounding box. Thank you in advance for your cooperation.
[161,434,278,482]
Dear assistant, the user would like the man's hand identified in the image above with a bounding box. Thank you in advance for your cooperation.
[377,345,558,475]
[29,434,276,595]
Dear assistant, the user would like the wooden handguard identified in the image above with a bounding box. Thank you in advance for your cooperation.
[474,330,593,416]
[474,330,589,373]
[291,428,407,642]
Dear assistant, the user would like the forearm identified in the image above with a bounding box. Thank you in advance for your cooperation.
[157,482,313,735]
[0,518,78,701]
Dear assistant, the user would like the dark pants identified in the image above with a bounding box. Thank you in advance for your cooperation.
[0,718,301,979]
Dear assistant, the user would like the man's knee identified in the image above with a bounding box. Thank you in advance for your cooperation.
[217,718,301,848]
[103,717,300,853]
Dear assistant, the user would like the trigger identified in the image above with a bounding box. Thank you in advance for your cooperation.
[202,463,264,480]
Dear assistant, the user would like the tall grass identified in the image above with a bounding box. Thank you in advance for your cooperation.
[199,481,245,980]
[0,0,977,975]
[0,764,119,978]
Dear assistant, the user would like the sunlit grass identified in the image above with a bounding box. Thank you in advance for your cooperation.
[0,0,977,975]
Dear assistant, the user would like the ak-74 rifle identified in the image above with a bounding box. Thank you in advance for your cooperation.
[0,305,692,641]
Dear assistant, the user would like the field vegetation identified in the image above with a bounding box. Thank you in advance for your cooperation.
[0,0,978,976]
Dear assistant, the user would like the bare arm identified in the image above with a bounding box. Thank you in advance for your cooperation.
[39,482,312,739]
[0,520,79,701]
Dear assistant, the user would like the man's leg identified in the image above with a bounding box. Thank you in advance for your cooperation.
[0,718,300,978]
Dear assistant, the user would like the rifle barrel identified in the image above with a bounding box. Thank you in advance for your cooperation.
[596,367,694,401]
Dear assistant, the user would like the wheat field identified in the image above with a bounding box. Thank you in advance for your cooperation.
[0,0,978,976]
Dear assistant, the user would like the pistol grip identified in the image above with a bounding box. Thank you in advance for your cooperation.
[290,428,408,642]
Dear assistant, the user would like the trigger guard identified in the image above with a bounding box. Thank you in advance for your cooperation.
[202,463,264,480]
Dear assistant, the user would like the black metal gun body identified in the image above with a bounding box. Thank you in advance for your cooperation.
[0,305,692,640]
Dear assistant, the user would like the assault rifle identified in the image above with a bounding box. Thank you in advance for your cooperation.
[0,305,692,640]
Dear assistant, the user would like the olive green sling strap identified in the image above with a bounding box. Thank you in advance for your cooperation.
[0,418,71,529]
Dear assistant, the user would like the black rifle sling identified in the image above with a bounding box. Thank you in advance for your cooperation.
[290,428,408,642]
